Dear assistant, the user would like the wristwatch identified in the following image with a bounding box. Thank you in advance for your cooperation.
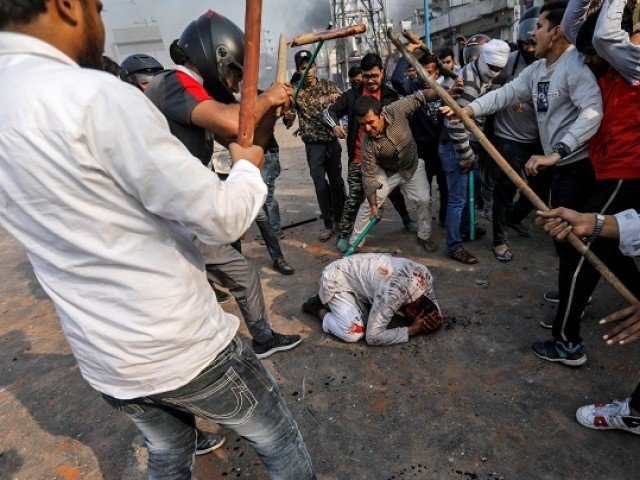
[586,213,605,244]
[551,142,571,159]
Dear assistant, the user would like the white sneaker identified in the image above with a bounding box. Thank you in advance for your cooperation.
[576,398,640,434]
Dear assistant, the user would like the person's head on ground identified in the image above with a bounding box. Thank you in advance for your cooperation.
[534,1,570,60]
[463,33,491,64]
[0,0,106,69]
[400,295,443,334]
[438,47,457,71]
[477,38,511,81]
[354,94,384,137]
[120,53,163,90]
[360,52,384,93]
[518,5,540,63]
[348,65,362,88]
[172,10,245,103]
[294,49,317,87]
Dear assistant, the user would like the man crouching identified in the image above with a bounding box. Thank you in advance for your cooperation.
[302,254,443,345]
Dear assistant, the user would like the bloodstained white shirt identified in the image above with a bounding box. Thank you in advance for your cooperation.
[0,33,266,399]
[319,254,439,346]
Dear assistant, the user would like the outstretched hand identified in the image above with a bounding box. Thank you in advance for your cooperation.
[600,303,640,346]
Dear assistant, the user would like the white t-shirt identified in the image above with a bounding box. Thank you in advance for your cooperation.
[0,33,267,399]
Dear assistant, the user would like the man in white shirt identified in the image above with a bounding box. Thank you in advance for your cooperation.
[302,254,443,345]
[0,1,315,478]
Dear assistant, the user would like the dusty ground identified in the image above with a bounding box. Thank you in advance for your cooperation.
[1,122,639,480]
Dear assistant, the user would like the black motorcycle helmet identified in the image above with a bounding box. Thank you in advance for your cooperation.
[517,6,541,44]
[463,34,491,64]
[120,53,163,86]
[177,10,245,104]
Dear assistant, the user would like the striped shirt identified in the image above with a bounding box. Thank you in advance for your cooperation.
[442,60,494,160]
[361,90,428,198]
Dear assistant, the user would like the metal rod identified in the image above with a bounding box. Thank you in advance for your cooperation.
[344,212,382,257]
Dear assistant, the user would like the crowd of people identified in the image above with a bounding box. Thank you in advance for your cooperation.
[0,0,639,478]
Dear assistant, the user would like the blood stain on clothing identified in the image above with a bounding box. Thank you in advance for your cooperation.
[349,323,365,335]
[378,265,392,281]
[413,271,427,290]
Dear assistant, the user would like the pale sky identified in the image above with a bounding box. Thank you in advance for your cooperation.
[102,0,420,59]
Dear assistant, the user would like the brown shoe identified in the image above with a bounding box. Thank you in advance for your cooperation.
[448,246,478,264]
[318,228,334,242]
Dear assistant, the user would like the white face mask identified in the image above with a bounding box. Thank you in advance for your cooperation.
[477,57,501,82]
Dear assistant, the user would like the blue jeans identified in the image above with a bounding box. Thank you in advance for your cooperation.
[102,335,316,480]
[256,149,282,236]
[439,143,471,253]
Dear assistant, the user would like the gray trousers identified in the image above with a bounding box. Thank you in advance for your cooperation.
[196,241,273,345]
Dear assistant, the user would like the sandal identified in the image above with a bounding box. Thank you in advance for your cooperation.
[493,245,513,262]
[448,246,478,264]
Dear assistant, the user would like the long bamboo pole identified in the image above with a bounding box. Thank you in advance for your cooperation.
[387,27,638,305]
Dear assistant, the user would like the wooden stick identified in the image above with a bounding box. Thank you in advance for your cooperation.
[290,24,366,47]
[387,27,639,305]
[401,29,458,80]
[238,0,263,148]
[275,33,288,117]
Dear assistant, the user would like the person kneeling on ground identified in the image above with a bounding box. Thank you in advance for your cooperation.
[302,253,443,345]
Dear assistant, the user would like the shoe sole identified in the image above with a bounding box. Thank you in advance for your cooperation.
[255,338,302,359]
[195,436,226,456]
[531,347,587,366]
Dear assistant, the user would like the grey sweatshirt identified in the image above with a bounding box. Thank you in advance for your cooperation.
[493,51,539,143]
[562,0,640,85]
[468,45,602,166]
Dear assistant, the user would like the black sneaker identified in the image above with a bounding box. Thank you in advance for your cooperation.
[531,339,587,366]
[273,258,294,275]
[544,290,592,304]
[253,332,302,359]
[302,294,323,318]
[212,285,231,304]
[195,431,226,455]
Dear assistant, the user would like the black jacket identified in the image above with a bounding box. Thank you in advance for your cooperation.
[324,84,399,162]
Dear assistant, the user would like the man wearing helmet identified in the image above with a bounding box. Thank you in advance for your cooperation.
[120,53,163,90]
[145,11,302,361]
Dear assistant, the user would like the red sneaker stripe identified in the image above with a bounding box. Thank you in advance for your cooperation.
[594,416,608,427]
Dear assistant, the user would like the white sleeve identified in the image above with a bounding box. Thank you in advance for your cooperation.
[90,83,266,245]
[614,209,640,257]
